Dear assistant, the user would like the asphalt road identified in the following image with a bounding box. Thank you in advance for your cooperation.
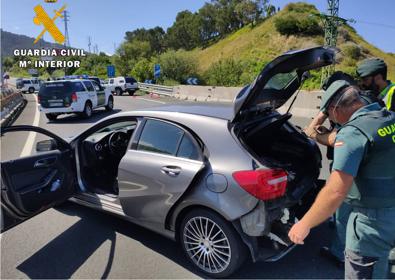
[1,93,342,279]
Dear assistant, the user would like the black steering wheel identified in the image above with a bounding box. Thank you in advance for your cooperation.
[108,131,129,156]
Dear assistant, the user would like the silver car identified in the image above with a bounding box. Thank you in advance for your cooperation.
[1,47,334,278]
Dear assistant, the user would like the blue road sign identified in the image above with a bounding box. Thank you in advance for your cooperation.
[154,64,161,79]
[107,65,115,77]
[186,77,199,85]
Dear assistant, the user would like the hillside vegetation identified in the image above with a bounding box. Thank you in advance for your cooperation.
[190,2,395,88]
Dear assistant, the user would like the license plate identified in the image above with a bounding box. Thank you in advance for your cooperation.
[49,102,63,107]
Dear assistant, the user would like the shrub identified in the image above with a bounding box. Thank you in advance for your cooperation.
[342,43,362,60]
[203,58,245,86]
[158,50,198,83]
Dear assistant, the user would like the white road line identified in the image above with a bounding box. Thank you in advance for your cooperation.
[136,97,167,104]
[20,94,40,158]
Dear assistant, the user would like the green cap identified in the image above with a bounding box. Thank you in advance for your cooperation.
[356,58,387,78]
[320,80,350,111]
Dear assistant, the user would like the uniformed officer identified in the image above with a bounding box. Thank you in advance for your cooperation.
[357,58,395,111]
[289,81,395,279]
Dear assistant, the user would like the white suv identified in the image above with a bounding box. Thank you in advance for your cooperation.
[107,76,138,96]
[38,79,114,121]
[17,78,42,93]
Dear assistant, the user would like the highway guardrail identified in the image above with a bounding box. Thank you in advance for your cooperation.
[137,83,174,96]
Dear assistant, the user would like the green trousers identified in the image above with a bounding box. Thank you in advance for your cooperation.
[345,207,395,279]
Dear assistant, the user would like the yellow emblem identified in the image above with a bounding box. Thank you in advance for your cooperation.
[33,4,66,44]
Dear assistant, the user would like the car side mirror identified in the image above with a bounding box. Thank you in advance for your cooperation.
[36,139,57,152]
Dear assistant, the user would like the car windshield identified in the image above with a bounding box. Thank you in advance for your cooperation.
[97,121,136,133]
[263,70,298,90]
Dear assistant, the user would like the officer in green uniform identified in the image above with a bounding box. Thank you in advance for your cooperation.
[357,58,395,111]
[289,81,395,279]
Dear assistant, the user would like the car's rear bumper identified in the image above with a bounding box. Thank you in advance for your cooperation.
[39,103,82,113]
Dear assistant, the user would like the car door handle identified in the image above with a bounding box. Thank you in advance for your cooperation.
[161,166,181,177]
[34,157,57,168]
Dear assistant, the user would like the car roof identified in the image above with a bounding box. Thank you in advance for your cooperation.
[115,102,234,120]
[44,79,91,83]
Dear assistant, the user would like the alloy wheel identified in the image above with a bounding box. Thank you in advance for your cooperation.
[183,216,231,274]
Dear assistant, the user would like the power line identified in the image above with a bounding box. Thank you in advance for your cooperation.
[352,20,395,29]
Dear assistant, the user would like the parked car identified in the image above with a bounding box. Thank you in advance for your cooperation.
[37,79,114,121]
[107,76,138,96]
[16,78,42,93]
[1,47,334,278]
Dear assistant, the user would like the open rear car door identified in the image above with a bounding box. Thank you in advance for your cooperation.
[1,126,77,232]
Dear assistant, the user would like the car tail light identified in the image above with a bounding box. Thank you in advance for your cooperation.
[233,169,288,200]
[71,92,77,102]
[37,95,41,104]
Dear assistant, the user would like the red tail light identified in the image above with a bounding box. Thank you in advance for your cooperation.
[37,95,41,104]
[232,169,288,200]
[71,92,77,102]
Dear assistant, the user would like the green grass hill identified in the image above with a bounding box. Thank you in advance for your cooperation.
[190,2,395,88]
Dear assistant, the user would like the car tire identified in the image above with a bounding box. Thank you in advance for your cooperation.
[179,208,247,278]
[128,90,135,96]
[45,113,58,121]
[82,101,92,118]
[115,88,122,96]
[28,87,35,93]
[105,96,114,111]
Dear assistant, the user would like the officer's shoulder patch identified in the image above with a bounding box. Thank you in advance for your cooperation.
[335,141,344,147]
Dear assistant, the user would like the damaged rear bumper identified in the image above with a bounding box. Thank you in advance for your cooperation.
[233,201,298,262]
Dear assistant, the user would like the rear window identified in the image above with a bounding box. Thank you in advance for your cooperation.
[72,81,86,92]
[39,82,72,96]
[125,77,136,83]
[264,71,298,90]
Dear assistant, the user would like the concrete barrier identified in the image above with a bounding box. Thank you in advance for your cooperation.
[173,85,323,119]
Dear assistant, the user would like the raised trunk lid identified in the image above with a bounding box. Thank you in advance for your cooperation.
[232,46,334,123]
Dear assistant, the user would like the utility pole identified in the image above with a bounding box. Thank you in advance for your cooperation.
[88,36,92,53]
[63,10,70,47]
[314,0,350,85]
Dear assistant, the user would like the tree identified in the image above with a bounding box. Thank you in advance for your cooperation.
[114,41,152,76]
[198,3,219,43]
[125,27,165,54]
[2,57,13,71]
[166,10,202,50]
[235,0,259,26]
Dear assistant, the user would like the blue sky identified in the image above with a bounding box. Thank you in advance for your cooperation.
[1,0,394,55]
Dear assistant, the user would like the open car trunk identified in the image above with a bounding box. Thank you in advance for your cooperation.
[236,111,322,208]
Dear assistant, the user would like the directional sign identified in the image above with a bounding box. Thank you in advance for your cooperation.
[154,64,161,79]
[107,65,115,78]
[186,77,199,85]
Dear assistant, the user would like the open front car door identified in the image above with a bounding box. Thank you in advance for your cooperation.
[1,126,77,232]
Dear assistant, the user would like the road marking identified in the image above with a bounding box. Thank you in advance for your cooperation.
[20,94,40,157]
[136,97,167,104]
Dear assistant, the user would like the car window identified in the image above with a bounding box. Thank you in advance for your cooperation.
[137,120,184,156]
[177,134,200,160]
[83,81,95,91]
[73,81,86,92]
[125,77,136,84]
[39,82,73,96]
[109,79,114,84]
[23,80,31,84]
[32,80,38,84]
[119,80,125,83]
[264,71,298,90]
[91,81,101,91]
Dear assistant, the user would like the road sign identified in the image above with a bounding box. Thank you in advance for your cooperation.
[107,65,115,77]
[186,77,198,85]
[154,64,161,79]
[28,69,39,76]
